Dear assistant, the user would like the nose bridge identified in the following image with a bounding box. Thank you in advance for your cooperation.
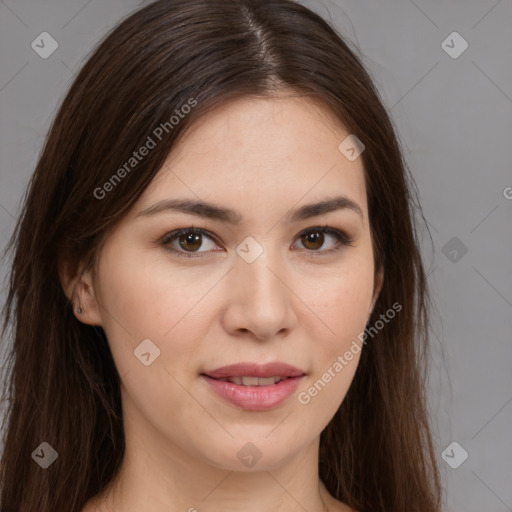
[225,236,295,337]
[235,238,286,303]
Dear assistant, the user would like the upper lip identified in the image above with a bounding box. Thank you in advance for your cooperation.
[202,362,306,379]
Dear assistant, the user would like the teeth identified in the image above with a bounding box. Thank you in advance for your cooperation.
[217,376,286,386]
[242,376,260,386]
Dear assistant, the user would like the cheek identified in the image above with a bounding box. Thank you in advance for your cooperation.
[93,247,172,372]
[296,252,374,405]
[301,262,374,345]
[93,249,207,422]
[94,246,219,375]
[96,244,189,333]
[295,265,371,421]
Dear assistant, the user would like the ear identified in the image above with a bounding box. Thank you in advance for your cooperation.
[369,264,384,316]
[58,252,103,326]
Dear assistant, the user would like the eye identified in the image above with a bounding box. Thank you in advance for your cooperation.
[292,226,355,255]
[160,227,219,257]
[159,225,354,258]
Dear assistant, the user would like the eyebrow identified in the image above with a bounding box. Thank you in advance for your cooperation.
[136,194,363,224]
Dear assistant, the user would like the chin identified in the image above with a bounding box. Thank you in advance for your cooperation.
[197,438,300,472]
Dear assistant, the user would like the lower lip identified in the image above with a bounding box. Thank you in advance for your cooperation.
[201,375,305,411]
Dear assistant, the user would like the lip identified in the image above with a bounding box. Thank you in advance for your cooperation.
[202,375,305,411]
[201,362,306,411]
[203,362,305,379]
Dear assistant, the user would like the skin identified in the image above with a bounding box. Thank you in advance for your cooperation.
[61,91,383,512]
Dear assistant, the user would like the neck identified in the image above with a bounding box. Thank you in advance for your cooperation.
[91,421,333,511]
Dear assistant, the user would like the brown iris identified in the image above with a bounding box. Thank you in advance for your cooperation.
[178,232,203,252]
[300,231,324,251]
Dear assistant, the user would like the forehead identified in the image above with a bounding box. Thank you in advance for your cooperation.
[135,93,368,223]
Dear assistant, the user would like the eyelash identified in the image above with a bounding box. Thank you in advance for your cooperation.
[159,225,355,258]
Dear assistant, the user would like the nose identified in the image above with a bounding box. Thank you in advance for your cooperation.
[221,245,298,341]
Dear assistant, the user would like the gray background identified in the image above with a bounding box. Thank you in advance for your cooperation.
[1,0,511,510]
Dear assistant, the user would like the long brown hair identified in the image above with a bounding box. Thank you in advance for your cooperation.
[1,0,442,510]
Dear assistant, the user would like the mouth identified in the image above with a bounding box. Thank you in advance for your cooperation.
[206,375,295,386]
[200,362,306,411]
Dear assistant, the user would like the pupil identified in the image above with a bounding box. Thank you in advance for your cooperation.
[180,232,201,251]
[304,232,322,250]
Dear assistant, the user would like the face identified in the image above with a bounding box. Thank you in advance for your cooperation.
[74,93,382,472]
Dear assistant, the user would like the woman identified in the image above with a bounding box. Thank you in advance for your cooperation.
[0,0,442,510]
